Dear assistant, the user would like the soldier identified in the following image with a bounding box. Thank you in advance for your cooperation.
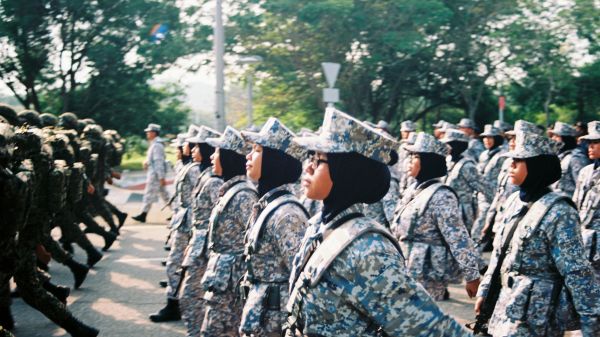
[471,125,507,243]
[432,119,448,139]
[0,104,19,126]
[284,108,471,336]
[549,122,590,197]
[573,121,600,278]
[238,118,308,337]
[441,129,489,232]
[458,118,485,161]
[150,128,202,323]
[392,132,481,300]
[40,113,59,128]
[398,131,417,195]
[199,126,258,336]
[178,126,222,337]
[475,131,600,337]
[132,123,170,223]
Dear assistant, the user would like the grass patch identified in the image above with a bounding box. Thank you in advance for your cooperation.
[119,146,178,171]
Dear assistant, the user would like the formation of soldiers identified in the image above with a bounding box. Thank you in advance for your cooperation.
[0,104,127,337]
[143,108,600,337]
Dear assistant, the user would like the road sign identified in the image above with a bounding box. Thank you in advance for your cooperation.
[322,62,341,88]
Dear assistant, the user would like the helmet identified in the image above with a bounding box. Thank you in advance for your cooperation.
[58,112,79,130]
[17,110,41,127]
[83,124,104,140]
[0,123,15,164]
[0,104,19,126]
[40,113,59,128]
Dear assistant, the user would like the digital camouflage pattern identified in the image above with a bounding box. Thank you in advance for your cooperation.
[552,148,590,196]
[292,107,398,164]
[486,158,518,233]
[401,120,416,132]
[285,204,472,337]
[581,121,600,141]
[200,175,257,336]
[392,181,480,300]
[179,167,223,337]
[142,136,169,211]
[205,126,250,156]
[241,118,306,160]
[404,132,448,157]
[504,132,561,159]
[549,121,577,137]
[505,120,541,136]
[240,184,308,337]
[478,192,600,337]
[364,171,399,228]
[480,124,501,137]
[185,125,221,144]
[573,164,600,277]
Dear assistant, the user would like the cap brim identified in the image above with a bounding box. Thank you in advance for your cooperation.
[480,133,498,137]
[292,135,351,154]
[204,137,224,149]
[240,130,262,144]
[580,134,600,141]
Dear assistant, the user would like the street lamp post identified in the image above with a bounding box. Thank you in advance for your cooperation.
[214,0,226,131]
[237,55,263,127]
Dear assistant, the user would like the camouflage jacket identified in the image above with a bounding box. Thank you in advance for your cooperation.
[477,147,507,192]
[479,191,600,336]
[488,158,518,232]
[364,174,399,228]
[146,137,166,180]
[552,148,590,197]
[285,204,472,337]
[170,162,201,232]
[392,180,480,282]
[573,164,600,268]
[465,138,485,162]
[444,156,489,228]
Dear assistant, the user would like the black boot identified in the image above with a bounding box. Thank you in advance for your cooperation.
[0,306,14,330]
[62,241,74,254]
[117,212,128,229]
[65,258,89,289]
[132,212,147,223]
[158,280,168,288]
[87,249,103,268]
[102,231,117,252]
[43,281,70,304]
[149,298,181,322]
[61,316,99,337]
[160,260,167,266]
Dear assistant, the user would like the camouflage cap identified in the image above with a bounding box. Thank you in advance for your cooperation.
[17,110,41,127]
[82,118,96,125]
[205,126,249,155]
[580,121,600,141]
[480,124,501,137]
[504,131,561,159]
[171,133,188,148]
[400,120,416,132]
[0,104,19,126]
[400,131,417,145]
[493,120,513,132]
[440,121,458,131]
[506,120,541,136]
[40,113,59,128]
[181,125,200,139]
[186,125,221,144]
[404,132,448,157]
[241,117,306,160]
[83,124,104,140]
[297,127,316,137]
[58,112,79,130]
[292,108,398,164]
[458,118,476,129]
[144,123,161,133]
[549,121,577,137]
[432,120,447,129]
[441,129,469,143]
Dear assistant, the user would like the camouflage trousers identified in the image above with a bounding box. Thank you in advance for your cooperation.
[419,279,448,301]
[240,283,288,337]
[142,177,170,213]
[56,210,99,256]
[166,230,191,299]
[471,199,490,244]
[179,257,208,337]
[200,291,243,337]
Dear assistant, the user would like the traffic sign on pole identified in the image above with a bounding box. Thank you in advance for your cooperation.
[322,62,341,88]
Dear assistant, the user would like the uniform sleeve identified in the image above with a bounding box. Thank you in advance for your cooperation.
[465,162,492,203]
[195,178,223,227]
[477,227,504,298]
[544,203,600,335]
[573,167,587,206]
[382,179,400,224]
[151,143,166,179]
[431,189,481,281]
[570,156,589,199]
[269,207,308,270]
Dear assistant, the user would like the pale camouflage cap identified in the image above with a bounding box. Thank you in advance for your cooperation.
[400,131,417,145]
[205,126,249,155]
[186,125,221,144]
[458,118,475,129]
[506,120,541,136]
[241,117,306,160]
[580,121,600,141]
[292,107,398,164]
[549,121,577,137]
[170,133,188,148]
[182,125,200,138]
[400,120,416,132]
[441,129,469,143]
[480,124,501,137]
[504,131,561,159]
[404,132,449,157]
[440,121,458,131]
[493,120,513,132]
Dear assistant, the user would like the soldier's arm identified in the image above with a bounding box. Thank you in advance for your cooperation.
[270,207,308,269]
[570,157,589,198]
[466,162,492,203]
[573,166,588,206]
[151,143,166,179]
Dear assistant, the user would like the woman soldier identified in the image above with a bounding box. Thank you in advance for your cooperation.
[549,122,590,196]
[238,118,309,337]
[199,126,258,336]
[150,126,201,323]
[475,131,600,337]
[284,108,471,337]
[177,126,222,337]
[392,132,480,301]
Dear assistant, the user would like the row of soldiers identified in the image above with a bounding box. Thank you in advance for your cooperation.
[146,108,600,337]
[0,105,128,337]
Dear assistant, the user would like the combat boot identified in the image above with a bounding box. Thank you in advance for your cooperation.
[0,306,14,330]
[149,298,181,322]
[43,281,70,304]
[131,212,147,223]
[117,211,128,229]
[64,258,89,289]
[61,316,99,337]
[158,280,168,288]
[61,241,74,254]
[102,231,117,252]
[87,249,103,268]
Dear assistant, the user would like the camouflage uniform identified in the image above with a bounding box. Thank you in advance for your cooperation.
[550,122,590,196]
[364,170,399,229]
[142,126,170,213]
[285,109,471,337]
[398,132,417,195]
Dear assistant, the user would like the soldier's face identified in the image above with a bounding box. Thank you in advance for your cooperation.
[508,136,516,151]
[211,148,222,176]
[551,134,562,143]
[183,142,191,156]
[146,131,156,141]
[509,159,528,186]
[303,152,332,200]
[401,131,410,140]
[589,140,600,160]
[433,129,443,139]
[483,136,495,149]
[192,144,201,162]
[246,144,262,182]
[460,127,474,137]
[408,153,421,178]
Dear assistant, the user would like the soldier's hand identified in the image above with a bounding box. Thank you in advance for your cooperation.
[160,178,166,186]
[35,244,52,265]
[465,278,480,298]
[474,296,485,315]
[143,160,148,170]
[111,171,122,179]
[107,177,113,185]
[87,183,95,194]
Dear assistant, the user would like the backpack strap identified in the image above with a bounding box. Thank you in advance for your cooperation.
[207,180,257,245]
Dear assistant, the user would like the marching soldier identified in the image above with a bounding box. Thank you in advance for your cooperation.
[549,122,590,197]
[458,118,485,161]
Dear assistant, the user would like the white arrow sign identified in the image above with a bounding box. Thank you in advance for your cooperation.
[322,62,341,88]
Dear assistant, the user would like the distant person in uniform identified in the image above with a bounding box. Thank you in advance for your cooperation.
[133,123,170,223]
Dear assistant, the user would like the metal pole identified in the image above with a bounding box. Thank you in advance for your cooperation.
[214,0,226,131]
[247,72,253,126]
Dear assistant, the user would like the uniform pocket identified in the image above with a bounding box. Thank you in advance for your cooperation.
[429,245,449,282]
[505,275,533,322]
[406,242,428,280]
[201,253,235,293]
[526,279,555,326]
[240,283,268,334]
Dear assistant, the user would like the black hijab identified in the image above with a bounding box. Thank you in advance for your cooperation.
[198,143,215,171]
[257,147,302,197]
[322,152,391,223]
[448,141,468,162]
[179,146,191,165]
[415,152,447,185]
[488,135,504,151]
[519,154,561,202]
[559,136,577,153]
[220,148,246,182]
